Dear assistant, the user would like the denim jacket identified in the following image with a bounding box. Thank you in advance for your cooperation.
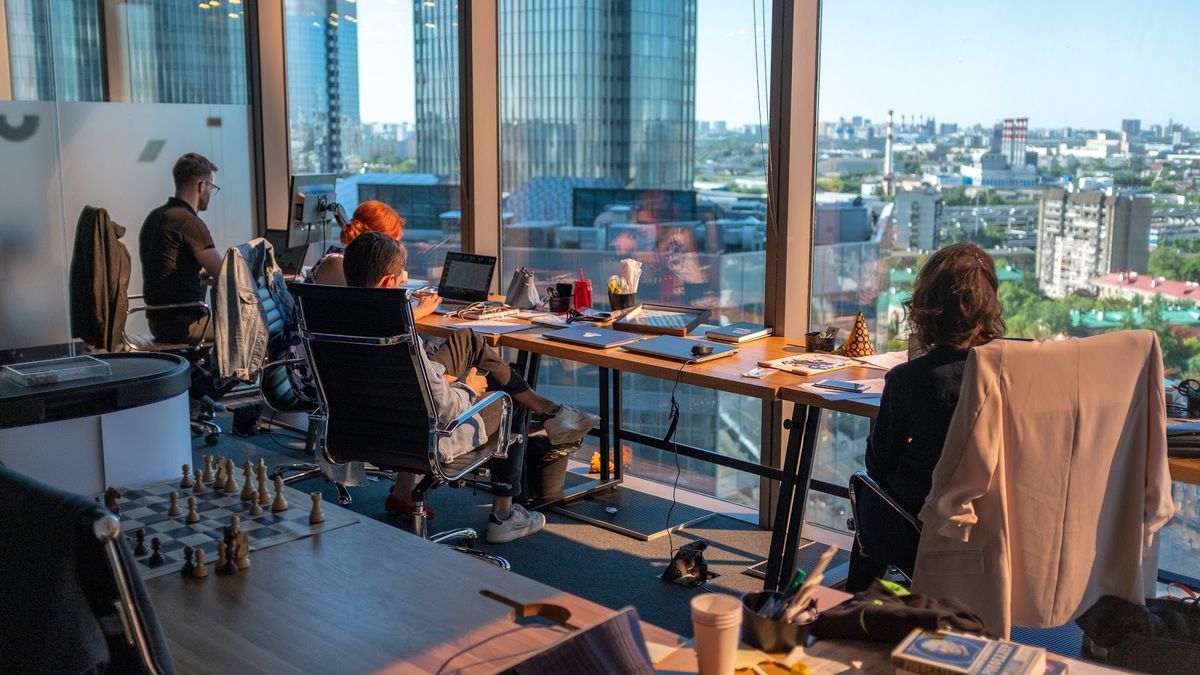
[215,238,291,381]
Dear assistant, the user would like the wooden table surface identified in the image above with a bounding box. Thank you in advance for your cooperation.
[1170,458,1200,485]
[146,510,686,674]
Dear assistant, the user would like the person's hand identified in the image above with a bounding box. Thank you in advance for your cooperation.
[413,292,441,320]
[462,368,488,397]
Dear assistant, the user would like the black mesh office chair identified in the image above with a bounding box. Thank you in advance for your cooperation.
[846,471,922,583]
[290,283,521,568]
[0,465,176,674]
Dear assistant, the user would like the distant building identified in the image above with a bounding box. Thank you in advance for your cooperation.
[1036,189,1151,298]
[1121,119,1142,137]
[286,0,361,174]
[814,200,872,246]
[893,188,943,250]
[1094,271,1200,303]
[1000,118,1029,167]
[960,151,1038,188]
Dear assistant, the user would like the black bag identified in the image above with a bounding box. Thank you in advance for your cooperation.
[1076,595,1200,674]
[522,435,571,506]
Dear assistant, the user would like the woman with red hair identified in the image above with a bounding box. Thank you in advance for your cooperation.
[309,200,407,286]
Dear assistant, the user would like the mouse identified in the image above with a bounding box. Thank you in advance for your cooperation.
[691,343,714,357]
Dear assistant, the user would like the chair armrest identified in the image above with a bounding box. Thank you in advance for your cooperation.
[261,357,306,370]
[431,392,514,480]
[437,391,510,436]
[127,300,211,316]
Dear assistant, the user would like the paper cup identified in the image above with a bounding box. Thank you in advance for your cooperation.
[691,593,742,675]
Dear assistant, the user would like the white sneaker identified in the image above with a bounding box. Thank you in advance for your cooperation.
[486,504,546,543]
[542,405,600,446]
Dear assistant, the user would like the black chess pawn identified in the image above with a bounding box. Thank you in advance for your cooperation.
[148,537,165,567]
[133,529,148,557]
[104,487,121,516]
[180,546,196,577]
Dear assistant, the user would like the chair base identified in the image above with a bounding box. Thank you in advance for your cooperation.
[190,419,221,446]
[272,463,397,506]
[428,527,510,569]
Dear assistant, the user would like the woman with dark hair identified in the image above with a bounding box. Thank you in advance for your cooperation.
[846,242,1005,591]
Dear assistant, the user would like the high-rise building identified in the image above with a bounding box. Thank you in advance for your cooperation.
[893,188,944,251]
[413,1,697,188]
[1121,118,1142,137]
[1036,189,1151,298]
[1001,117,1029,168]
[6,1,248,105]
[285,0,362,174]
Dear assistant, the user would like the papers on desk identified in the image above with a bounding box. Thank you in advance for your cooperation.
[852,350,908,371]
[452,320,533,336]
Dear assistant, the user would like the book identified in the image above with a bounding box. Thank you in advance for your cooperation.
[891,629,1046,675]
[758,353,855,376]
[705,322,773,344]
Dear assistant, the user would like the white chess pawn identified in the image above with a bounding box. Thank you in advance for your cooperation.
[202,455,215,483]
[186,496,200,524]
[168,491,181,517]
[192,469,205,494]
[180,464,193,489]
[309,491,325,525]
[271,476,288,512]
[248,491,263,516]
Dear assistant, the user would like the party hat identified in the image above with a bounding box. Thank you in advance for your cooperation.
[834,312,874,357]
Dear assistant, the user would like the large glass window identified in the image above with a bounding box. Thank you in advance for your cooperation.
[498,0,771,508]
[1,1,255,351]
[807,0,1200,579]
[283,0,459,282]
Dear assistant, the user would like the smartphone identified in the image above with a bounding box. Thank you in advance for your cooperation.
[472,368,490,379]
[814,379,867,393]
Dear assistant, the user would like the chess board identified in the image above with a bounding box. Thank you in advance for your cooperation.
[111,479,358,580]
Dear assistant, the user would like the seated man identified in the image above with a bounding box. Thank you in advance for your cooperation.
[138,153,223,343]
[342,232,599,543]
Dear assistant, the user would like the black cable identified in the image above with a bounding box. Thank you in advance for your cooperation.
[663,359,689,561]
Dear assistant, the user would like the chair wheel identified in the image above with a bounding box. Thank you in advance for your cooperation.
[204,432,220,446]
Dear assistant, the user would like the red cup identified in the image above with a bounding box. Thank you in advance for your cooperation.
[573,279,593,311]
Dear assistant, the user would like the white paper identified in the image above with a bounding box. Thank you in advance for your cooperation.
[853,351,908,370]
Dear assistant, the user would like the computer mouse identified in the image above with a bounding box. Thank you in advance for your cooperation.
[691,343,714,357]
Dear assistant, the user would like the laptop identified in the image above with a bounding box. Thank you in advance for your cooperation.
[541,326,644,349]
[435,251,498,314]
[621,335,740,363]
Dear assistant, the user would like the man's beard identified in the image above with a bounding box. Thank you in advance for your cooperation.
[198,195,209,212]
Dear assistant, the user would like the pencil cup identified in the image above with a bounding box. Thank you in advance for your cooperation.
[804,331,835,353]
[608,292,637,311]
[740,591,815,653]
[690,593,743,675]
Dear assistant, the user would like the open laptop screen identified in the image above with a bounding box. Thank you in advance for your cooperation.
[437,251,497,302]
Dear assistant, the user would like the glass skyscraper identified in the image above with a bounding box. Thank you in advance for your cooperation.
[285,0,362,175]
[414,0,697,190]
[5,0,104,102]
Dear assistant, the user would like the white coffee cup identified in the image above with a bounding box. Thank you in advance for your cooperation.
[690,593,743,675]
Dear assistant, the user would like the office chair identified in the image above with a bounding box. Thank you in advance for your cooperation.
[846,471,921,583]
[290,282,522,568]
[0,465,176,674]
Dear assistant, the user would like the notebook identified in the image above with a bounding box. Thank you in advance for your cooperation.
[621,336,740,363]
[435,251,497,313]
[705,322,773,344]
[541,326,644,349]
[758,353,855,376]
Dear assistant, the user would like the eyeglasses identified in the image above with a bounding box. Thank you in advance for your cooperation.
[204,180,221,194]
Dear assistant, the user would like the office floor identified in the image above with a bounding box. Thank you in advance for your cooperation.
[192,411,1083,655]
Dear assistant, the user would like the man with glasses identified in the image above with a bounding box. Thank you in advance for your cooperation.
[139,153,224,343]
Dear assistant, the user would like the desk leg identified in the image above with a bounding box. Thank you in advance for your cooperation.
[599,367,611,482]
[763,404,822,592]
[612,369,623,482]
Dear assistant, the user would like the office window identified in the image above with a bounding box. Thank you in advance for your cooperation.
[498,0,771,508]
[1,1,255,351]
[806,0,1200,580]
[284,0,460,281]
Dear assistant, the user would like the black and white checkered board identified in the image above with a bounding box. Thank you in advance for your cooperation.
[112,479,357,580]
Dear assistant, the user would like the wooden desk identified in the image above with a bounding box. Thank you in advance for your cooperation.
[146,509,684,673]
[1170,458,1200,485]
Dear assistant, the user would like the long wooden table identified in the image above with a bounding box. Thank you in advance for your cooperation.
[145,506,686,673]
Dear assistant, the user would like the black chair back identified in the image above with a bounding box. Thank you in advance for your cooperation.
[258,278,310,413]
[288,283,439,471]
[848,471,922,581]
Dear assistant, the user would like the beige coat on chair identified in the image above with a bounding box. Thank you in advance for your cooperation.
[912,331,1174,638]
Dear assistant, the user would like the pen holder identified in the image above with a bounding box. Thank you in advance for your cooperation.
[741,591,815,653]
[608,292,637,311]
[804,331,836,353]
[548,295,572,313]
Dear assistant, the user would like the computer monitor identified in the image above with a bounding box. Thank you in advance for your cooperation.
[286,173,339,249]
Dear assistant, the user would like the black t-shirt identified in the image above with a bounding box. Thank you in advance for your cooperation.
[138,197,215,320]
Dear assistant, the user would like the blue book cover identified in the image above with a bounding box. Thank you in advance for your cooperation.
[892,629,1046,675]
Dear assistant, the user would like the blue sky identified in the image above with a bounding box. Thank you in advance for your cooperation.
[356,0,1200,130]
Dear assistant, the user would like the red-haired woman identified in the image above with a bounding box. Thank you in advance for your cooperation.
[309,200,406,285]
[846,242,1006,591]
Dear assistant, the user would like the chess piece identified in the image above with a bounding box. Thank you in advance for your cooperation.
[201,455,214,483]
[167,491,181,517]
[240,463,254,501]
[271,476,288,512]
[213,461,225,488]
[180,464,193,489]
[216,542,234,575]
[192,549,208,578]
[104,487,121,516]
[256,465,271,506]
[133,529,148,556]
[148,538,165,567]
[235,530,250,570]
[308,492,325,524]
[223,460,238,493]
[180,546,195,577]
[248,491,263,516]
[186,496,200,524]
[192,468,205,494]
